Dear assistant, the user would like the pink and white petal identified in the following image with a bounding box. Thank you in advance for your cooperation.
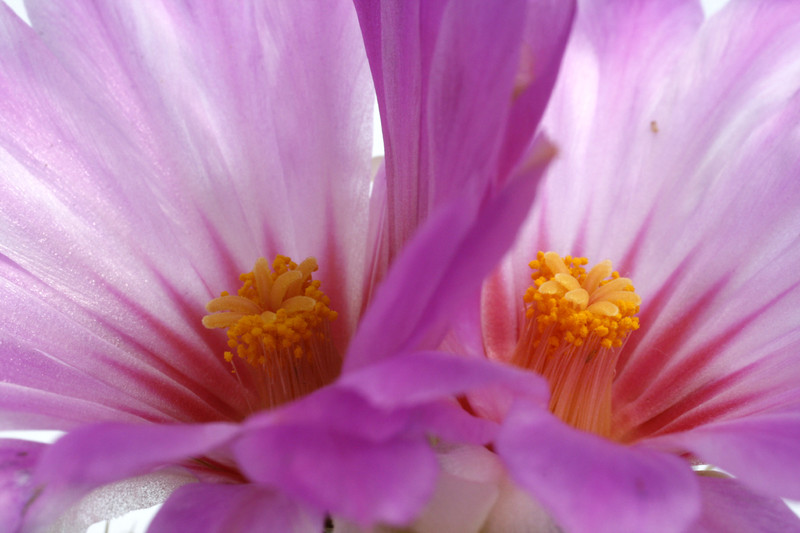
[692,474,800,533]
[0,439,45,531]
[0,257,246,431]
[500,0,703,317]
[612,93,800,440]
[481,477,560,533]
[496,406,701,533]
[408,444,558,533]
[496,0,800,441]
[149,483,322,533]
[648,412,800,501]
[22,1,374,337]
[50,469,197,533]
[405,445,504,533]
[26,422,238,530]
[234,422,437,528]
[345,138,555,371]
[0,0,372,430]
[519,0,704,261]
[356,0,547,276]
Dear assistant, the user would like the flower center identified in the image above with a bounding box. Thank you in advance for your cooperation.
[512,251,641,437]
[202,255,340,409]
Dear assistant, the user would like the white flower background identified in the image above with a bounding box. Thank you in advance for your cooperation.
[1,0,796,531]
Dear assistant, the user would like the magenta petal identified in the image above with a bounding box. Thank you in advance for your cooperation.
[342,350,547,408]
[341,350,549,445]
[692,475,800,533]
[346,138,554,371]
[149,483,322,533]
[649,412,800,501]
[234,421,437,527]
[0,439,45,531]
[356,0,527,262]
[497,406,700,533]
[27,422,238,528]
[495,0,575,182]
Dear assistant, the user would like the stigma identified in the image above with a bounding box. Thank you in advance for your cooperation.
[512,252,640,437]
[202,255,340,409]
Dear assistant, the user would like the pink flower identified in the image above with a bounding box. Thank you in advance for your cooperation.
[445,1,800,531]
[0,0,574,530]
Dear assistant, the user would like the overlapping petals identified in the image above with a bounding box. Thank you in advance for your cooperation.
[0,0,575,530]
[354,0,575,288]
[479,0,800,530]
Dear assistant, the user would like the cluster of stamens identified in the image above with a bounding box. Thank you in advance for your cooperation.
[513,252,641,437]
[203,256,339,409]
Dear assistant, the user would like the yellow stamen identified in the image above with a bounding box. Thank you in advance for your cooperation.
[203,255,340,410]
[512,252,641,437]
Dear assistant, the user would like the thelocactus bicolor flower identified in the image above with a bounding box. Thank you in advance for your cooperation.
[438,1,800,531]
[0,0,575,530]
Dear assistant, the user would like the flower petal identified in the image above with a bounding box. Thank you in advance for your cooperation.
[404,445,504,533]
[346,137,555,371]
[649,412,800,501]
[341,351,547,409]
[0,439,45,531]
[497,0,800,444]
[50,469,196,533]
[26,422,238,529]
[496,0,575,182]
[496,405,701,533]
[692,474,800,533]
[149,483,322,533]
[356,0,571,281]
[234,418,437,528]
[0,0,372,429]
[23,0,373,311]
[341,350,549,444]
[612,92,800,440]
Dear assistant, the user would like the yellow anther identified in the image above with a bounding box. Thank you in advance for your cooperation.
[564,288,589,308]
[518,252,639,354]
[270,270,303,310]
[205,295,261,315]
[586,301,619,317]
[202,255,340,411]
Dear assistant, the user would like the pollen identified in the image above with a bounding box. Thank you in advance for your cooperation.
[512,252,641,437]
[202,255,340,409]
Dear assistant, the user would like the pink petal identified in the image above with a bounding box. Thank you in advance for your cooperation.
[612,97,800,438]
[234,420,437,528]
[341,350,549,444]
[496,405,701,533]
[27,422,238,529]
[495,0,575,182]
[0,0,373,429]
[149,483,322,533]
[356,0,571,279]
[692,474,800,533]
[649,412,800,501]
[346,137,555,371]
[0,258,244,430]
[0,439,45,531]
[495,0,800,444]
[341,351,547,409]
